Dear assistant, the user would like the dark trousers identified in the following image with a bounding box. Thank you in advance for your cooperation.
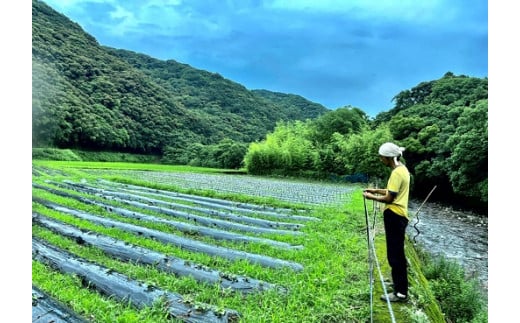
[383,209,409,296]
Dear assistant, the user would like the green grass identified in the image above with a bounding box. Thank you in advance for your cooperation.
[33,159,235,174]
[32,161,449,322]
[32,148,161,164]
[420,252,487,323]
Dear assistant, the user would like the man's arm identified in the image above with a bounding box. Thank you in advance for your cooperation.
[363,189,396,203]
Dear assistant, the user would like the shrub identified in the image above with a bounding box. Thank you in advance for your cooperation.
[32,148,82,161]
[73,150,160,163]
[422,255,486,323]
[32,148,161,163]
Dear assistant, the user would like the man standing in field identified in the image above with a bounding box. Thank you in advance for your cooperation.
[363,142,410,302]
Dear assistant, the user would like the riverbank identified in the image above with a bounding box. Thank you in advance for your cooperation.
[408,200,488,296]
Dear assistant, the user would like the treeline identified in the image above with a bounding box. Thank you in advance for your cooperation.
[244,73,488,211]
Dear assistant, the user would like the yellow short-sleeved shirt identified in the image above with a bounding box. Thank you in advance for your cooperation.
[384,165,410,219]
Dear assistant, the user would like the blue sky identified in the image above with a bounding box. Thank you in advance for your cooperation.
[40,0,488,117]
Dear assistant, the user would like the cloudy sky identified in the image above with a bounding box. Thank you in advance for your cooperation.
[41,0,487,117]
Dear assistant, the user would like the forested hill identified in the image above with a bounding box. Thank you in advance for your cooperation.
[104,48,328,123]
[251,90,329,120]
[32,0,329,154]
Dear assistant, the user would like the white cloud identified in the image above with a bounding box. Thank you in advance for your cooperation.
[146,0,183,6]
[267,0,457,24]
[101,1,231,38]
[44,0,116,10]
[109,5,133,20]
[106,5,138,36]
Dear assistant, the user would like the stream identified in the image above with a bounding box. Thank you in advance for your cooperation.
[407,200,488,296]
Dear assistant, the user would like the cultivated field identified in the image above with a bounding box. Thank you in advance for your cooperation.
[81,169,355,206]
[32,162,432,322]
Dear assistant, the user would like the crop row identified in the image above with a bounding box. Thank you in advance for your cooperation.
[32,177,319,322]
[81,169,355,205]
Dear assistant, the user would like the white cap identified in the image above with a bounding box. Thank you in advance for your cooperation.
[378,142,405,157]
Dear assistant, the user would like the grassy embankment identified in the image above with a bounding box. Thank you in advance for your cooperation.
[32,160,445,322]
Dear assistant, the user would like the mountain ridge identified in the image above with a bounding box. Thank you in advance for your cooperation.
[32,0,329,153]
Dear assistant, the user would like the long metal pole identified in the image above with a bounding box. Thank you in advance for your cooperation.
[363,195,373,323]
[412,185,437,243]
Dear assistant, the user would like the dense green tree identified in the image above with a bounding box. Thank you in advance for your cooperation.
[392,81,433,111]
[446,100,488,202]
[375,73,488,125]
[428,74,488,107]
[388,116,426,141]
[162,139,248,169]
[243,120,318,175]
[336,126,394,180]
[252,89,329,120]
[212,139,248,169]
[32,62,67,147]
[311,106,368,143]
